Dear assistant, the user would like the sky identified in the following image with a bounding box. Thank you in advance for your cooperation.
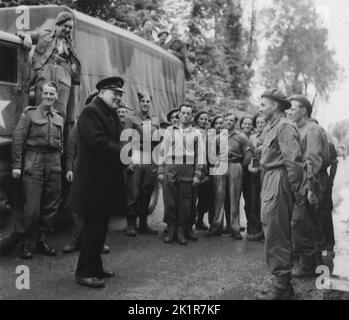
[253,0,349,129]
[314,0,349,129]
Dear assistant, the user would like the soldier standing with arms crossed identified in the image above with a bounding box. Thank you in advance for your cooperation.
[256,89,303,300]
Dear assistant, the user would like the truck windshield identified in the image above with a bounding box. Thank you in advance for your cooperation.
[0,43,18,84]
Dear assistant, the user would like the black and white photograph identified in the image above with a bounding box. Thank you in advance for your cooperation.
[0,0,349,304]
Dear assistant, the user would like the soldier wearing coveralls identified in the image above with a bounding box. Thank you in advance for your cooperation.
[256,89,303,300]
[12,81,63,260]
[124,93,160,237]
[288,96,330,277]
[17,11,81,122]
[159,104,204,245]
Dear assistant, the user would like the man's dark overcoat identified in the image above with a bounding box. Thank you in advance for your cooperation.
[69,96,126,216]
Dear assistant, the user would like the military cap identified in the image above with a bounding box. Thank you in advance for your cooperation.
[56,11,74,26]
[194,110,209,122]
[166,108,179,122]
[96,76,125,93]
[261,88,291,110]
[158,29,169,38]
[289,95,313,116]
[118,104,132,111]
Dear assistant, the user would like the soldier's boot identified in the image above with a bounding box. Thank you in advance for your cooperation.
[291,255,316,278]
[196,212,208,231]
[18,241,33,260]
[36,233,57,257]
[63,237,79,254]
[163,226,176,244]
[176,226,187,245]
[185,226,198,241]
[256,284,295,300]
[125,224,137,237]
[138,217,159,235]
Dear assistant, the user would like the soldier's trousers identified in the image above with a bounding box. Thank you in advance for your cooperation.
[16,151,61,240]
[126,163,157,226]
[162,164,196,229]
[291,200,319,260]
[318,172,335,251]
[246,171,262,234]
[261,168,293,285]
[211,162,243,232]
[196,178,211,218]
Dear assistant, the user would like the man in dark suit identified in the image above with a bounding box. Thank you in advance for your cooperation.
[73,77,126,288]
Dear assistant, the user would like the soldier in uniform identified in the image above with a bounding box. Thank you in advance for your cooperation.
[12,81,64,259]
[123,93,160,237]
[116,105,130,125]
[159,104,204,245]
[288,96,329,277]
[17,11,81,122]
[256,89,303,300]
[194,110,210,231]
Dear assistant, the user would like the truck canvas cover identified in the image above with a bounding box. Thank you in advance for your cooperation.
[0,5,185,123]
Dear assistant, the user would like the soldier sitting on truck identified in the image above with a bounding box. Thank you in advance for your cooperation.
[16,11,81,121]
[12,81,63,260]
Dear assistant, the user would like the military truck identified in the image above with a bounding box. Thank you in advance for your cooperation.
[0,5,185,254]
[0,30,30,254]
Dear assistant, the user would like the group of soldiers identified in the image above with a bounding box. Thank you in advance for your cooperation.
[10,11,338,297]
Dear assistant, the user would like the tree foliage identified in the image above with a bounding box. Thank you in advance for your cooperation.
[261,0,342,101]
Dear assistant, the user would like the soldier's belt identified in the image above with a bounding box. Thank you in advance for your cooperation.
[25,145,61,153]
[228,158,242,164]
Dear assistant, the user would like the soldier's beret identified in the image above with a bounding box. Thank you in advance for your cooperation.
[194,110,209,122]
[261,88,291,110]
[56,11,74,26]
[118,104,132,111]
[158,29,169,38]
[289,95,313,116]
[96,76,125,93]
[166,108,179,122]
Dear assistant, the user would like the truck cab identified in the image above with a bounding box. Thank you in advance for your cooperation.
[0,30,29,254]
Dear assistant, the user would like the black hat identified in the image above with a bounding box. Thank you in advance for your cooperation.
[158,29,169,38]
[289,95,313,116]
[261,88,291,110]
[167,108,179,122]
[96,76,125,93]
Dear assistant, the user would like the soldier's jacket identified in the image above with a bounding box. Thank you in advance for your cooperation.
[297,120,325,177]
[123,112,160,152]
[12,105,64,170]
[260,114,303,193]
[17,28,81,85]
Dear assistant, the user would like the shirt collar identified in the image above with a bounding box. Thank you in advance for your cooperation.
[137,111,151,121]
[268,113,284,130]
[39,105,54,117]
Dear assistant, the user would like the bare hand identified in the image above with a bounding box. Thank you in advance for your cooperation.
[22,34,32,50]
[193,176,200,186]
[126,163,135,172]
[158,173,164,183]
[66,170,74,182]
[12,169,21,179]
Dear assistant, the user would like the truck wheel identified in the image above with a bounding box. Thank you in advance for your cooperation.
[0,203,17,256]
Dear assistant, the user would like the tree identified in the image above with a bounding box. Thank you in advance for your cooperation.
[261,0,342,102]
